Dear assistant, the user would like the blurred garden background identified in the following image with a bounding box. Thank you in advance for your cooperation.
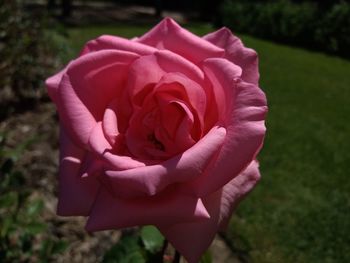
[1,0,350,262]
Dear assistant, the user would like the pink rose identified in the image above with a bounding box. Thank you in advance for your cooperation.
[46,18,267,263]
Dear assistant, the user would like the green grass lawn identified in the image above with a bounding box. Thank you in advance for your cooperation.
[65,23,350,263]
[228,36,350,263]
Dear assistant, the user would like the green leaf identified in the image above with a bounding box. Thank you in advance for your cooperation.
[103,235,146,263]
[51,240,69,255]
[26,199,44,217]
[140,226,164,253]
[4,136,37,162]
[0,217,13,237]
[1,158,14,174]
[39,239,68,261]
[0,132,6,146]
[40,239,53,260]
[124,252,146,263]
[200,250,212,263]
[25,222,47,235]
[8,171,25,187]
[20,233,33,253]
[0,191,18,208]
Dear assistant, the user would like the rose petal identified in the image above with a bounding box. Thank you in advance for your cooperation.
[154,50,205,84]
[80,35,157,56]
[102,126,226,198]
[152,99,196,157]
[138,18,225,64]
[155,72,206,128]
[203,28,259,85]
[158,160,261,263]
[159,191,221,263]
[58,50,139,146]
[125,96,160,159]
[158,99,186,140]
[57,127,100,216]
[88,122,146,170]
[104,90,133,135]
[45,67,67,104]
[202,58,242,122]
[126,50,206,109]
[85,188,210,231]
[125,91,197,160]
[187,58,266,197]
[79,153,104,178]
[88,122,112,153]
[127,55,165,107]
[102,99,121,146]
[219,160,261,230]
[171,100,197,147]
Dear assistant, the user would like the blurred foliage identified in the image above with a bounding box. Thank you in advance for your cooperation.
[0,0,69,106]
[219,0,350,58]
[111,0,223,21]
[103,226,212,263]
[315,2,350,56]
[0,132,68,262]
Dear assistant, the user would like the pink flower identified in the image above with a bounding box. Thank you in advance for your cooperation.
[46,18,267,263]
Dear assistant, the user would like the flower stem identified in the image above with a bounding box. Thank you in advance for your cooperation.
[173,250,181,263]
[160,239,168,259]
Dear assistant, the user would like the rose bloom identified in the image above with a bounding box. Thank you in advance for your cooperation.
[46,18,267,263]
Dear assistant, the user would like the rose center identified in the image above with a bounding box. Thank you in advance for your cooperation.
[147,133,165,151]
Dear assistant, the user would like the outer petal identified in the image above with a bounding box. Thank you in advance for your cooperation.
[101,126,226,198]
[80,35,157,56]
[201,58,242,121]
[58,50,139,147]
[45,67,66,105]
[219,160,261,230]
[159,191,221,263]
[57,127,100,216]
[85,188,210,231]
[203,28,259,85]
[159,161,261,263]
[138,18,225,64]
[186,58,267,197]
